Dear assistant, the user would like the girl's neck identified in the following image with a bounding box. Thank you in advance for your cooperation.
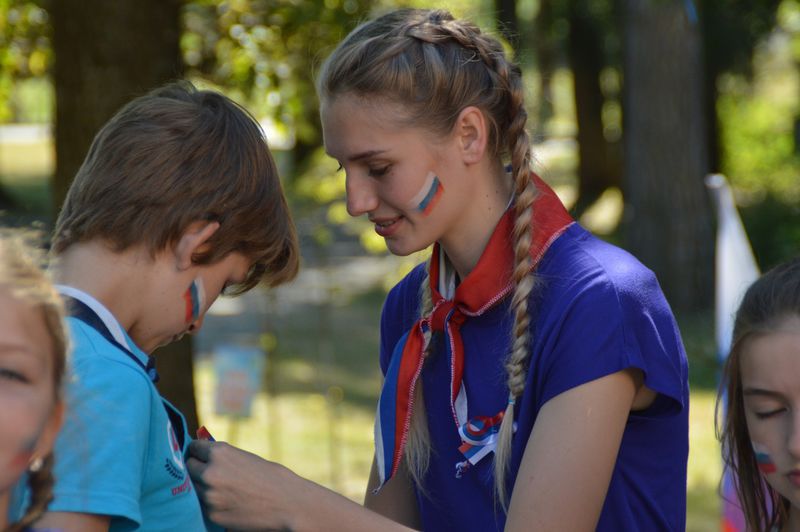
[784,505,800,532]
[439,162,513,279]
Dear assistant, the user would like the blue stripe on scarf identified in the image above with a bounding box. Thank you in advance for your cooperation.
[379,330,410,480]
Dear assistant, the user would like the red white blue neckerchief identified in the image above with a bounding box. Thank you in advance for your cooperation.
[374,175,574,489]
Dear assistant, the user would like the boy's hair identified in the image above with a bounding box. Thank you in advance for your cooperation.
[0,232,68,532]
[717,257,800,531]
[318,9,535,505]
[52,81,299,293]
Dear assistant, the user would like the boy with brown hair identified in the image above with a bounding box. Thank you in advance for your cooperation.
[11,81,299,531]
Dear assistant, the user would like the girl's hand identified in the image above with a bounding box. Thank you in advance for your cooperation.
[187,439,418,532]
[187,440,297,531]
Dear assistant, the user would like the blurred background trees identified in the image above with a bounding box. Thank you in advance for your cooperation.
[2,0,797,305]
[1,0,798,526]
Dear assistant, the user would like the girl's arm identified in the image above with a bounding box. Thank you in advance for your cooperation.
[187,440,417,532]
[504,368,642,532]
[364,457,421,529]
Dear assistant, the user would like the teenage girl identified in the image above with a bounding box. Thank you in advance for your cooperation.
[188,9,689,531]
[0,234,66,532]
[719,257,800,531]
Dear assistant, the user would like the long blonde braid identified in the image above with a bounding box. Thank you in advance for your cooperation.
[319,9,537,506]
[402,264,434,488]
[407,12,539,507]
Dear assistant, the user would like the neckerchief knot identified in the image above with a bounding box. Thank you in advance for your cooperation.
[374,175,574,490]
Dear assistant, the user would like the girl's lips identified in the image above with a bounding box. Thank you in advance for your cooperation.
[373,216,403,238]
[788,471,800,488]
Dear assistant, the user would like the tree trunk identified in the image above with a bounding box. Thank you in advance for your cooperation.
[533,0,557,138]
[495,0,520,51]
[567,0,622,217]
[52,0,198,430]
[703,63,722,173]
[622,0,713,311]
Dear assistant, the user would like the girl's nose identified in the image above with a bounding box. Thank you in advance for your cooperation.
[788,411,800,459]
[345,171,379,216]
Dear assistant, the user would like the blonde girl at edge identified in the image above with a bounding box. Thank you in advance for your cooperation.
[187,9,689,531]
[0,234,66,532]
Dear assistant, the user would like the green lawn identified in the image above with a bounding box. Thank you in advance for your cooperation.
[195,288,725,531]
[1,138,724,526]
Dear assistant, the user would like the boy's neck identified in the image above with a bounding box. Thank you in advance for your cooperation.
[53,241,158,335]
[0,491,7,530]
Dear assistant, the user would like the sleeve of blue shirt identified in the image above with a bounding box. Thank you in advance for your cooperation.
[535,254,687,416]
[48,321,150,527]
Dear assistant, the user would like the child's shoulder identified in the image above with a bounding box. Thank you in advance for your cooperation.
[539,223,661,303]
[65,317,155,390]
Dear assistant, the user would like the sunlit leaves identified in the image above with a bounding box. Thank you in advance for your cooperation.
[182,0,375,147]
[0,0,50,121]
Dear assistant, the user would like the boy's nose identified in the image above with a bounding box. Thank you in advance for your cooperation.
[345,172,379,217]
[188,315,205,333]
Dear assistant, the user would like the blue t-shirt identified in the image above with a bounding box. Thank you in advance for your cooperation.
[12,317,209,531]
[380,223,689,531]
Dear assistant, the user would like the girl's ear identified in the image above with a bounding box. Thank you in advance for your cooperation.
[453,106,489,165]
[174,221,221,271]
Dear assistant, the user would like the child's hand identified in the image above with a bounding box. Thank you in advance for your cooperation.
[187,440,298,530]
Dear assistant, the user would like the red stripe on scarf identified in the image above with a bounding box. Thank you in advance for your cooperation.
[381,174,573,486]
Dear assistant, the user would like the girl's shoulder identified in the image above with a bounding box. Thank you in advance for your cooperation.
[537,223,663,307]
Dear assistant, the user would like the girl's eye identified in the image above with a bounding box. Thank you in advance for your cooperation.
[0,367,27,383]
[755,408,787,419]
[368,165,390,178]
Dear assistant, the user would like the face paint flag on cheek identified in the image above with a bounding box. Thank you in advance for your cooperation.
[752,441,777,474]
[408,171,444,216]
[183,278,206,324]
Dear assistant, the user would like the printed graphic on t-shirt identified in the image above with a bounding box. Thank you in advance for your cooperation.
[163,421,191,499]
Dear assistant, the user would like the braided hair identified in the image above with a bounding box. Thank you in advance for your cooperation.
[6,454,56,532]
[318,9,537,507]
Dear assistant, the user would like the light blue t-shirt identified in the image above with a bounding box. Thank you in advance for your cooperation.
[12,314,210,530]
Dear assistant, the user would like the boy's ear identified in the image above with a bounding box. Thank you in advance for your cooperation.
[453,106,489,165]
[174,221,221,271]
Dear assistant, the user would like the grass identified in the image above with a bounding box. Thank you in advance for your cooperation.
[195,285,727,529]
[0,136,725,525]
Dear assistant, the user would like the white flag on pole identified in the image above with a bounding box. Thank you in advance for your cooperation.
[705,173,760,532]
[706,173,760,363]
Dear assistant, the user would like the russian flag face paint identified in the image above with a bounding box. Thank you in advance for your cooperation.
[408,171,444,216]
[183,278,206,324]
[752,441,777,474]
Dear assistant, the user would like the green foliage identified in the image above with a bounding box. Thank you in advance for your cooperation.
[718,86,800,198]
[718,91,800,267]
[716,21,800,269]
[182,0,377,149]
[0,0,50,122]
[702,0,781,77]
